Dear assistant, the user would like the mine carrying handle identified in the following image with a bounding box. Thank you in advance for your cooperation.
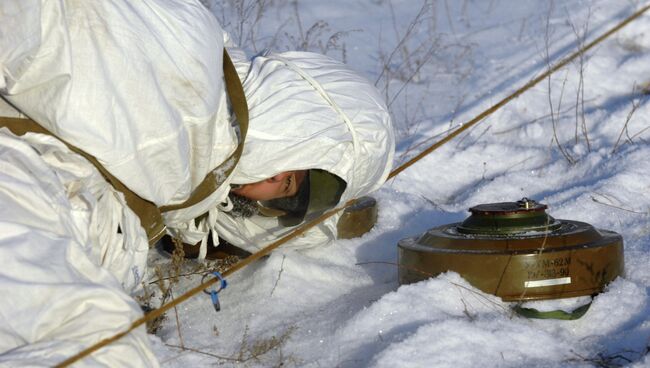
[512,299,592,320]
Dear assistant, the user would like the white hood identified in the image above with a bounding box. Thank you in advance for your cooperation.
[235,51,394,202]
[216,51,395,250]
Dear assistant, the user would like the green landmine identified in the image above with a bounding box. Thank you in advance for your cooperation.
[398,198,624,301]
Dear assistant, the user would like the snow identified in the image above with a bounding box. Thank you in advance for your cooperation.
[151,1,650,366]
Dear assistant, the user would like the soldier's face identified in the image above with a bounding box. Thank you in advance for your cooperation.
[232,170,307,201]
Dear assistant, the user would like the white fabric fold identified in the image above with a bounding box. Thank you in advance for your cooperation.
[0,129,156,367]
[0,0,237,207]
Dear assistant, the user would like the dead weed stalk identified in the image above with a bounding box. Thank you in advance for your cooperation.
[163,324,298,366]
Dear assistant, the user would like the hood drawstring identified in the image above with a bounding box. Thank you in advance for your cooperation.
[269,54,360,185]
[195,197,235,260]
[169,197,233,261]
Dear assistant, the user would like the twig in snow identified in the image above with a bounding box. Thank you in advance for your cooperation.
[459,297,476,321]
[612,88,641,154]
[170,290,185,349]
[163,343,243,363]
[375,0,432,86]
[147,255,239,285]
[590,195,647,214]
[548,69,575,164]
[397,124,457,164]
[628,125,650,142]
[567,6,592,151]
[567,349,639,368]
[544,2,575,165]
[163,324,297,364]
[455,125,491,149]
[270,255,286,296]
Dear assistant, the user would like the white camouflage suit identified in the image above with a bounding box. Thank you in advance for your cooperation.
[0,0,394,366]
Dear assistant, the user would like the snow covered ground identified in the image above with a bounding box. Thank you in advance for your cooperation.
[150,1,650,366]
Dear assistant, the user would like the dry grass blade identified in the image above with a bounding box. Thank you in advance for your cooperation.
[567,6,592,151]
[612,87,642,153]
[545,3,575,165]
[163,326,296,364]
[590,195,647,214]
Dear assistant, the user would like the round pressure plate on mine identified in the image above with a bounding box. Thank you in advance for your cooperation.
[398,198,624,301]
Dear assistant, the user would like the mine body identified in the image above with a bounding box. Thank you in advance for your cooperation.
[398,199,624,301]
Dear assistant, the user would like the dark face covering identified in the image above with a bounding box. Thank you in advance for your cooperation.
[228,193,260,218]
[228,170,346,226]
